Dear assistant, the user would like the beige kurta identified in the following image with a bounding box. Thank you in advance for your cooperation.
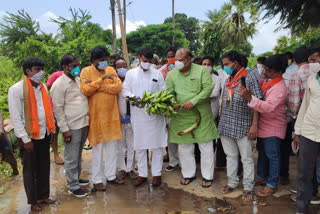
[80,65,122,146]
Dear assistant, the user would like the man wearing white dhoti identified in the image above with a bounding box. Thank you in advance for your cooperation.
[122,47,168,186]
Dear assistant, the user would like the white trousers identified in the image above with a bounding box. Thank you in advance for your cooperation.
[178,141,214,180]
[136,148,163,177]
[117,124,135,172]
[92,140,117,184]
[168,142,179,167]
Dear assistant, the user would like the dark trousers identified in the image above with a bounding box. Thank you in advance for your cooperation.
[296,136,320,213]
[215,138,227,167]
[280,121,294,177]
[19,135,51,204]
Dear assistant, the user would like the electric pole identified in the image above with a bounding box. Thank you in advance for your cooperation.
[172,0,175,47]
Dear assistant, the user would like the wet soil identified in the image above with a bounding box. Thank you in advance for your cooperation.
[0,151,319,214]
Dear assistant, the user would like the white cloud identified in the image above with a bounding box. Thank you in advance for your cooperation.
[36,11,59,34]
[107,20,147,38]
[250,15,291,55]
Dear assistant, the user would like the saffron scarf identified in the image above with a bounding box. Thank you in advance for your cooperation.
[23,76,56,139]
[225,67,248,107]
[260,75,283,94]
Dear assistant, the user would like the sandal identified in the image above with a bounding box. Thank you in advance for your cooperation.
[180,177,196,185]
[108,177,125,185]
[31,204,42,212]
[242,190,254,202]
[202,178,213,188]
[220,185,235,194]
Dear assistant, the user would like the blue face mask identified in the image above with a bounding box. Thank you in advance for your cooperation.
[224,66,233,75]
[70,66,81,77]
[117,68,128,78]
[97,60,108,70]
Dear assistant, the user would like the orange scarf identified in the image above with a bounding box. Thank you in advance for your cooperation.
[23,76,56,139]
[225,67,248,107]
[260,75,283,94]
[161,58,176,80]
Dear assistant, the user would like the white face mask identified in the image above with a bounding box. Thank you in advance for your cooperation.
[309,62,320,74]
[257,64,264,74]
[30,70,44,84]
[140,61,152,70]
[175,61,184,70]
[205,66,213,72]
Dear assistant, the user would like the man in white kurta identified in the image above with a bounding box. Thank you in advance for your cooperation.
[122,47,168,186]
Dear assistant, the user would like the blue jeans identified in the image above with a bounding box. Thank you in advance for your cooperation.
[256,137,281,189]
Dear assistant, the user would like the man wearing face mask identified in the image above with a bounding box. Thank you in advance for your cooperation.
[161,47,177,80]
[114,57,137,181]
[293,62,320,214]
[201,56,226,168]
[218,51,262,201]
[80,46,123,191]
[166,48,218,188]
[51,55,89,197]
[251,57,266,81]
[8,57,56,211]
[122,47,167,187]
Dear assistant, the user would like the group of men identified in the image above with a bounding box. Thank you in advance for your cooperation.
[5,43,320,214]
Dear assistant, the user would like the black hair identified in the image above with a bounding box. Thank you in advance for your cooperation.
[293,46,309,64]
[90,46,110,63]
[22,57,45,75]
[110,54,120,60]
[166,46,177,54]
[263,54,288,74]
[201,55,214,65]
[60,54,78,69]
[308,45,320,57]
[284,52,294,60]
[138,47,153,59]
[240,54,248,68]
[114,57,126,66]
[193,56,202,65]
[222,50,242,64]
[257,57,267,64]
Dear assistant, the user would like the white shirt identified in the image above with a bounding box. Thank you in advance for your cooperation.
[295,72,320,142]
[51,74,89,132]
[8,80,47,143]
[122,67,168,150]
[209,73,221,118]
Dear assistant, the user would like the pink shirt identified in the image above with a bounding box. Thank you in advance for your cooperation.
[248,79,288,139]
[47,71,63,109]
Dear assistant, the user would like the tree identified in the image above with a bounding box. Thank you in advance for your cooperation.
[125,24,189,57]
[164,13,201,53]
[0,10,40,58]
[217,0,258,46]
[246,0,320,32]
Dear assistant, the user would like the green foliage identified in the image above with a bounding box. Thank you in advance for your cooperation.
[248,57,257,69]
[0,10,40,59]
[199,2,256,64]
[0,56,22,119]
[126,23,189,57]
[246,0,320,32]
[164,13,201,53]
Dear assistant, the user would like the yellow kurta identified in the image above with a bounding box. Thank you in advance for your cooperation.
[80,65,122,146]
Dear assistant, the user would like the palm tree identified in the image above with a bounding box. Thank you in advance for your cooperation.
[218,0,258,46]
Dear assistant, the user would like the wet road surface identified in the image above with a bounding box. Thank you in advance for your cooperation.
[0,158,319,214]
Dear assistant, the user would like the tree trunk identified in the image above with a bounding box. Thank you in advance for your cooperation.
[110,0,117,53]
[116,0,130,69]
[123,0,126,34]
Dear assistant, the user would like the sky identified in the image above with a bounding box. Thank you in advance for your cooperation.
[0,0,291,55]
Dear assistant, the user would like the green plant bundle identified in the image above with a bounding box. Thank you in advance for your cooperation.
[126,90,177,118]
